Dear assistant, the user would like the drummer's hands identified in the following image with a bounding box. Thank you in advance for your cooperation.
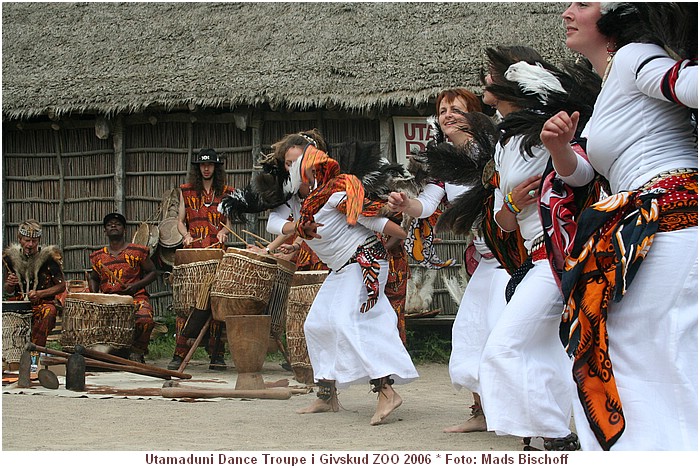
[299,221,323,239]
[119,284,139,296]
[5,272,19,288]
[182,233,194,247]
[277,243,299,255]
[246,244,267,255]
[216,230,228,245]
[27,289,41,304]
[273,250,295,262]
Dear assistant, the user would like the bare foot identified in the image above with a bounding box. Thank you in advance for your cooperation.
[370,387,402,425]
[296,397,339,414]
[443,413,487,433]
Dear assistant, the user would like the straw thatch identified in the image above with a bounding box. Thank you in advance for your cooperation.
[2,2,573,120]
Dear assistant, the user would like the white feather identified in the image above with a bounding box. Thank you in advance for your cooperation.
[504,61,565,105]
[286,155,303,195]
[444,269,469,307]
[600,2,621,14]
[406,268,437,313]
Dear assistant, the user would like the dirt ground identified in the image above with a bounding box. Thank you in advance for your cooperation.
[2,357,526,452]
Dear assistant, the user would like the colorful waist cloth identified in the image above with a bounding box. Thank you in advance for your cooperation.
[337,236,387,313]
[560,170,697,450]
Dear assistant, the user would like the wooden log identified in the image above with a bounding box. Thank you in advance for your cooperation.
[26,344,191,380]
[161,383,291,400]
[75,345,191,380]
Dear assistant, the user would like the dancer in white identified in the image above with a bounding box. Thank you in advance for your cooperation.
[290,144,418,425]
[475,45,599,450]
[388,88,511,433]
[542,2,697,451]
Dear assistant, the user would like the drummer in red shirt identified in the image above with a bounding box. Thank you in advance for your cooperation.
[89,213,157,363]
[167,148,234,371]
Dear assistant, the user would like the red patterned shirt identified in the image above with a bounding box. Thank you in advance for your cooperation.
[89,244,151,300]
[180,183,234,248]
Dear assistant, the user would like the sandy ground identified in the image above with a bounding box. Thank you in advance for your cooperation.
[2,357,527,452]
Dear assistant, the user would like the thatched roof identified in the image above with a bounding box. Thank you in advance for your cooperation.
[2,2,574,120]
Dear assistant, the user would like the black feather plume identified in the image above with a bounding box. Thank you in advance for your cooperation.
[333,140,411,200]
[423,112,499,187]
[435,185,491,235]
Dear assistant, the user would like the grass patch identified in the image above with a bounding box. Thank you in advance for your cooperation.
[406,330,452,364]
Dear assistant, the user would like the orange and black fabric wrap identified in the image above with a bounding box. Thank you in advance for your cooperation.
[561,171,697,450]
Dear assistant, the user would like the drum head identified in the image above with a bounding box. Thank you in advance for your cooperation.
[174,248,224,266]
[2,301,33,314]
[158,217,183,248]
[132,222,160,254]
[159,246,177,267]
[66,292,134,305]
[225,247,276,265]
[291,270,329,287]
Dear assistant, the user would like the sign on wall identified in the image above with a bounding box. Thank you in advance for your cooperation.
[392,116,435,167]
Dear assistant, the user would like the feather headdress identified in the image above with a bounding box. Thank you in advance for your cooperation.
[218,153,292,223]
[504,61,566,105]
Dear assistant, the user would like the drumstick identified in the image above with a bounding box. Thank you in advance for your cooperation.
[3,257,27,298]
[220,222,248,245]
[241,229,270,246]
[96,264,126,287]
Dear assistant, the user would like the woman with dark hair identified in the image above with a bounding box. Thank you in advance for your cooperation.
[542,2,697,451]
[288,143,419,425]
[473,45,599,450]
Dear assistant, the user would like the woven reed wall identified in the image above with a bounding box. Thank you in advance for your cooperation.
[2,109,470,318]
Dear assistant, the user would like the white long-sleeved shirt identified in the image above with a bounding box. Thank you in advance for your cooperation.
[566,42,698,193]
[416,181,492,256]
[301,192,389,271]
[494,136,550,252]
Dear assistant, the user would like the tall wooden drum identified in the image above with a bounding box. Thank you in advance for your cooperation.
[285,270,328,384]
[170,248,224,318]
[2,301,32,370]
[60,293,136,353]
[210,248,277,322]
[266,257,297,340]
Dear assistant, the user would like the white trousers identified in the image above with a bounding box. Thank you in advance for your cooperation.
[573,227,698,451]
[449,257,510,394]
[479,259,574,439]
[304,260,419,389]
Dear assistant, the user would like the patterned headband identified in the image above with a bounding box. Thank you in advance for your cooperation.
[18,225,42,238]
[299,133,318,147]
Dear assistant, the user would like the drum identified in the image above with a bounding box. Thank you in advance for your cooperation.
[132,222,160,255]
[66,280,89,293]
[225,315,272,390]
[2,301,32,369]
[285,270,328,384]
[158,217,183,248]
[170,249,224,318]
[210,248,277,322]
[59,293,136,352]
[265,257,297,339]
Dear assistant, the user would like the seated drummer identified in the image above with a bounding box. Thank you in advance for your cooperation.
[2,219,66,347]
[88,213,157,363]
[167,148,234,371]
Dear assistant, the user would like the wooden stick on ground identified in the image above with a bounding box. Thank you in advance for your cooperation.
[27,343,191,380]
